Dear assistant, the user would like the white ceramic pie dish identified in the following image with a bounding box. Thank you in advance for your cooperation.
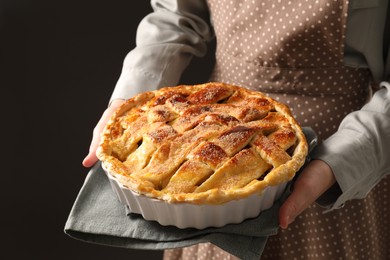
[102,163,287,229]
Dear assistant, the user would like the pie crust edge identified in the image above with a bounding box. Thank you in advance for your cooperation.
[97,82,308,205]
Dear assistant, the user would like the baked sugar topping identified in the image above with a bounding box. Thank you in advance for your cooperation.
[97,82,308,204]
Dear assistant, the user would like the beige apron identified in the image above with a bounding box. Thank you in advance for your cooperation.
[164,0,389,259]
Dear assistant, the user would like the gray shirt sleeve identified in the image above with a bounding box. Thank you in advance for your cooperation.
[312,0,390,211]
[312,82,390,211]
[109,0,213,102]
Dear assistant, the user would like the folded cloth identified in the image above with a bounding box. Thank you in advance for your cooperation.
[64,128,316,259]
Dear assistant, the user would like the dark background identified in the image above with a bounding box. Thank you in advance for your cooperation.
[1,0,214,259]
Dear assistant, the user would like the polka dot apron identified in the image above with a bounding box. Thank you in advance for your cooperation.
[164,0,389,259]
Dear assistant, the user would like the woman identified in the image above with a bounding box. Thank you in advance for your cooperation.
[83,0,390,259]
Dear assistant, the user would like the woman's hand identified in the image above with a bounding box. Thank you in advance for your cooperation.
[82,99,125,168]
[279,159,336,229]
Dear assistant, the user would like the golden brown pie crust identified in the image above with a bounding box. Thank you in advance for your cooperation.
[97,82,308,204]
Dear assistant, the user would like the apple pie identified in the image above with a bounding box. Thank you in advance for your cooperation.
[97,82,308,206]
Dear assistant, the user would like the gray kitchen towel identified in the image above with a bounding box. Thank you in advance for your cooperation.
[64,128,316,259]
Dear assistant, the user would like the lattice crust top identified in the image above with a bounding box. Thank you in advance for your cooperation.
[97,82,308,204]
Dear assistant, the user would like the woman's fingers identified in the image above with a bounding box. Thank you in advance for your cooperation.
[279,160,336,229]
[82,99,125,168]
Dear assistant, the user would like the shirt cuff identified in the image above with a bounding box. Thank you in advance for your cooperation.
[110,68,167,103]
[311,126,385,212]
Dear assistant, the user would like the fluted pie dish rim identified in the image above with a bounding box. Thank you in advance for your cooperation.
[97,82,308,228]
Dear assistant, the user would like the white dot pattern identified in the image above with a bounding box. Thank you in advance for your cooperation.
[262,178,389,260]
[210,0,346,69]
[206,0,374,141]
[163,0,389,259]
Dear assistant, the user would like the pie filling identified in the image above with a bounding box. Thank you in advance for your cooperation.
[98,82,308,204]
